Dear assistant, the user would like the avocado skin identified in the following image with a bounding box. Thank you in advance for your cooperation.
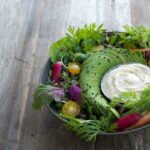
[79,48,146,116]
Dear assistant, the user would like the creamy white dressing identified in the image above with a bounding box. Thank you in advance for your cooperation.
[101,63,150,99]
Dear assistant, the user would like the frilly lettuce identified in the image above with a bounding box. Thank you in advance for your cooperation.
[32,84,64,110]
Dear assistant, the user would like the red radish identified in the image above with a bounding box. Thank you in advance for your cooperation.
[145,52,150,60]
[127,113,150,130]
[51,62,62,82]
[113,113,141,131]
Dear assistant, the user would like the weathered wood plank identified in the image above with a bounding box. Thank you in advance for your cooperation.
[66,0,97,27]
[0,0,47,149]
[0,0,33,142]
[97,0,132,31]
[131,0,150,26]
[144,129,150,150]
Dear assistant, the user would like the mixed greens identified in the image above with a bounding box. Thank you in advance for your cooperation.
[32,24,150,142]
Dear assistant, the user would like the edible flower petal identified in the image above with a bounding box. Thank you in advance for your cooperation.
[49,86,64,102]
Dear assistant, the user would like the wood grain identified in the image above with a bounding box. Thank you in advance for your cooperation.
[0,0,47,149]
[97,0,132,31]
[0,0,150,150]
[131,0,150,26]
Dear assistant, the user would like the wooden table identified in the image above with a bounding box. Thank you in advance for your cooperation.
[0,0,150,149]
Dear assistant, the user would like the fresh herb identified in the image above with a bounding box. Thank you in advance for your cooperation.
[60,113,116,142]
[128,86,150,114]
[110,91,140,108]
[49,24,150,64]
[108,25,150,48]
[49,23,105,63]
[111,86,150,114]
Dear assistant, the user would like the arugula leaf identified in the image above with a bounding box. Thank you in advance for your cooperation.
[32,84,64,110]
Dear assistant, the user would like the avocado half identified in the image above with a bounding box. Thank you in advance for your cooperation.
[79,48,146,116]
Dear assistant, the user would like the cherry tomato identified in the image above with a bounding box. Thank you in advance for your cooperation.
[68,62,81,75]
[62,101,81,117]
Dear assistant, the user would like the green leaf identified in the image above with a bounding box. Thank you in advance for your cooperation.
[111,86,150,114]
[49,23,105,63]
[67,25,75,37]
[128,86,150,114]
[49,37,68,62]
[109,34,118,45]
[32,84,64,110]
[121,25,150,48]
[32,84,52,110]
[111,91,139,107]
[60,112,116,142]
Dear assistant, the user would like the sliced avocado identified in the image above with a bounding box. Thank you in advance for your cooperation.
[79,48,146,117]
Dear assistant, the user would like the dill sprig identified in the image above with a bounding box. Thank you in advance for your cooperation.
[60,113,116,142]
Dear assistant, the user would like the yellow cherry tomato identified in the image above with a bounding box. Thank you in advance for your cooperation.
[68,62,81,75]
[62,101,81,117]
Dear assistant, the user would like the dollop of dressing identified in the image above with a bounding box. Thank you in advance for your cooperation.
[101,63,150,99]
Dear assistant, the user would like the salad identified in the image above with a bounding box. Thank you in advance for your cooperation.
[32,24,150,141]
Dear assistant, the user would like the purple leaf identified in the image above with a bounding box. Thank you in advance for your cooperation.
[68,85,81,104]
[48,86,64,101]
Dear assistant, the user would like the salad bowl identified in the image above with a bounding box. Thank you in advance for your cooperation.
[40,58,150,136]
[33,25,150,141]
